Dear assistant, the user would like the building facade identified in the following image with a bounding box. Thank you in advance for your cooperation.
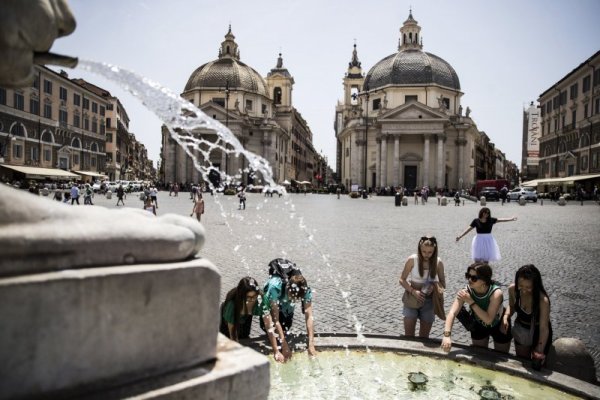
[537,50,600,181]
[335,12,480,192]
[160,27,319,188]
[0,66,108,182]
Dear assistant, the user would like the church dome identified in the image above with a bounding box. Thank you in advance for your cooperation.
[364,49,460,91]
[183,26,268,97]
[363,11,460,91]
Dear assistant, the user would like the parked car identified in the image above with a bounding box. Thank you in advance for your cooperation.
[479,186,500,201]
[508,187,538,202]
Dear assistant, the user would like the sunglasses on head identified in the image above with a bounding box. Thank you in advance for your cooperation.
[420,236,437,243]
[465,272,480,282]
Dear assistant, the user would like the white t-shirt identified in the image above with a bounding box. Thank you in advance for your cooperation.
[409,254,441,284]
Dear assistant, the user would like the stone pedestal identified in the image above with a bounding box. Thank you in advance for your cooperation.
[546,338,597,384]
[558,196,566,206]
[441,197,448,206]
[402,197,408,206]
[480,196,486,206]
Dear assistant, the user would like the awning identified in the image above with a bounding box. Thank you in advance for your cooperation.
[0,164,79,179]
[73,170,108,178]
[522,173,600,187]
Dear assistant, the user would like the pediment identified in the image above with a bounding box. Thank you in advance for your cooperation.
[399,152,423,161]
[198,102,244,122]
[379,102,448,121]
[57,145,72,155]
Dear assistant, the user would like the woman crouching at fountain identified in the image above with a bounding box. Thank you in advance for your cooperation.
[219,277,263,341]
[441,263,512,353]
[501,264,552,370]
[399,236,446,338]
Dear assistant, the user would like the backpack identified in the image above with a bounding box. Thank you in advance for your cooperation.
[268,258,302,284]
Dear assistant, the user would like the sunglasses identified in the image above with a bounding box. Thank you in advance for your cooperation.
[420,236,437,243]
[465,272,480,282]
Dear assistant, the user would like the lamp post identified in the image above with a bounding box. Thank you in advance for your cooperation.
[363,83,370,189]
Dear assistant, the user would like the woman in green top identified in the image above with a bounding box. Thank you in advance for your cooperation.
[219,277,262,341]
[441,262,512,353]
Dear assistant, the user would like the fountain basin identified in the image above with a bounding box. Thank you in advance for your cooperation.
[245,334,599,399]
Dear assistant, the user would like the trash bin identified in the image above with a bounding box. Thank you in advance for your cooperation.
[106,190,112,200]
[395,192,401,206]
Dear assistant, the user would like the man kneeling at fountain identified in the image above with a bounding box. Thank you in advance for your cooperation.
[260,258,317,362]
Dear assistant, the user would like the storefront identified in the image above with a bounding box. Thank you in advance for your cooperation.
[0,164,80,183]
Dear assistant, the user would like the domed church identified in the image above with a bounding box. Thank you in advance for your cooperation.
[161,26,316,187]
[335,11,480,191]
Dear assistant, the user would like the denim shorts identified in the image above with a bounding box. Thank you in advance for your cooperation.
[403,297,435,323]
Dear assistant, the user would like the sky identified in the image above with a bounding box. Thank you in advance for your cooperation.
[51,0,600,172]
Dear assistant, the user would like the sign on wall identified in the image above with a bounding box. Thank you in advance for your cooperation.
[526,104,540,165]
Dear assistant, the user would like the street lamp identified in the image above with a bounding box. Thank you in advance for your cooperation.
[363,83,370,189]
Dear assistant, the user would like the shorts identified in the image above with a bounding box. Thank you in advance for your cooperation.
[470,318,512,343]
[403,297,435,324]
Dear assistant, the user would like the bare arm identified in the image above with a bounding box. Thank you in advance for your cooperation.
[461,289,503,325]
[399,256,424,303]
[535,296,551,354]
[456,226,474,241]
[437,260,446,289]
[496,216,517,222]
[262,302,290,362]
[227,323,236,341]
[501,284,516,334]
[441,296,465,352]
[304,303,317,357]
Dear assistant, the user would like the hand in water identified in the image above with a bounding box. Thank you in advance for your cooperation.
[308,344,318,358]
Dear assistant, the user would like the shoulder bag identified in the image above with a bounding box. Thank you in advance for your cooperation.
[432,283,446,320]
[402,289,422,309]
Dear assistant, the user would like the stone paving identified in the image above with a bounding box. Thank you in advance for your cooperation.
[90,190,600,376]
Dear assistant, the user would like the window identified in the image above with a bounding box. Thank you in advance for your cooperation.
[92,119,97,133]
[100,123,105,135]
[553,96,559,110]
[30,98,39,115]
[245,99,253,111]
[12,143,23,158]
[106,118,111,128]
[33,75,39,89]
[83,98,89,109]
[43,79,52,94]
[561,115,565,128]
[594,69,600,87]
[59,110,68,125]
[106,133,113,142]
[73,154,79,165]
[596,98,600,115]
[585,104,589,118]
[262,104,268,114]
[593,153,598,169]
[73,114,80,128]
[372,98,381,110]
[11,124,25,136]
[106,103,113,111]
[583,75,591,92]
[213,97,225,107]
[273,87,282,104]
[73,93,80,106]
[92,102,98,113]
[569,83,578,100]
[84,118,89,130]
[405,95,418,103]
[44,148,51,162]
[31,146,39,161]
[546,102,551,114]
[443,98,450,109]
[559,91,566,105]
[0,88,5,105]
[41,131,52,142]
[14,93,24,110]
[59,87,67,101]
[43,104,52,119]
[100,105,105,116]
[91,157,96,167]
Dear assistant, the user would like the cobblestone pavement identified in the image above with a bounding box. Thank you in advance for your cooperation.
[92,191,600,375]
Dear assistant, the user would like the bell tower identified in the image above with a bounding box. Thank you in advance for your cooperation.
[266,52,294,109]
[343,42,364,106]
[398,9,423,51]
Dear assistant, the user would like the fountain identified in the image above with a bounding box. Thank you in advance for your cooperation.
[1,2,599,399]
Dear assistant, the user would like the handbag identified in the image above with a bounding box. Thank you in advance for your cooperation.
[512,320,535,346]
[456,306,475,331]
[432,283,446,320]
[402,290,422,309]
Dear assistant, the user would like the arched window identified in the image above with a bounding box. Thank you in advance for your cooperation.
[41,130,53,143]
[274,87,282,104]
[71,137,81,148]
[10,123,26,137]
[91,142,98,152]
[559,142,566,153]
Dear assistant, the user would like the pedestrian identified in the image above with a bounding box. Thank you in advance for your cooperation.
[500,185,508,205]
[238,188,246,210]
[455,207,517,263]
[219,277,262,341]
[116,184,125,206]
[52,189,63,202]
[260,258,317,362]
[399,236,446,338]
[414,189,419,205]
[190,192,205,221]
[441,262,512,353]
[454,191,461,206]
[83,184,93,205]
[70,184,80,205]
[174,182,179,197]
[150,186,158,208]
[501,264,552,370]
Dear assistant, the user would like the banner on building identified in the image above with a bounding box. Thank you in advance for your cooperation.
[526,104,540,160]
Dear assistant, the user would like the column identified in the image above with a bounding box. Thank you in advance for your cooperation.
[375,138,381,188]
[423,135,430,187]
[380,135,387,187]
[393,136,400,186]
[436,134,445,189]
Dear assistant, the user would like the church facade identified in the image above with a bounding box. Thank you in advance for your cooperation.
[161,27,317,187]
[335,12,480,192]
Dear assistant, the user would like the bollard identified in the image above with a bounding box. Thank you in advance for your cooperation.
[441,197,448,206]
[558,196,566,206]
[518,197,526,206]
[402,197,408,206]
[480,196,486,206]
